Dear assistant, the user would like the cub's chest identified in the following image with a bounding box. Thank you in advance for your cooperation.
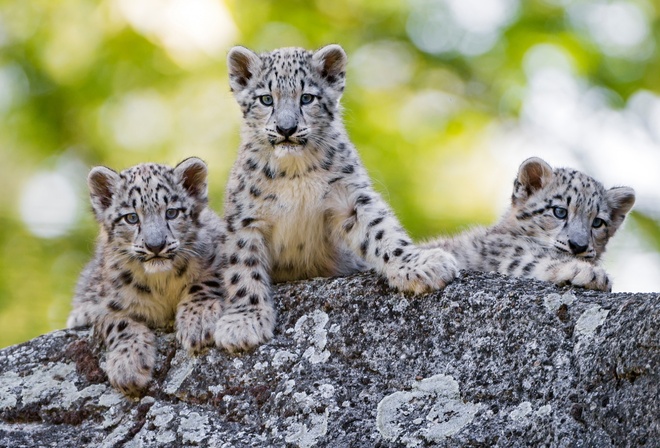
[258,176,332,257]
[117,269,192,327]
[253,173,328,216]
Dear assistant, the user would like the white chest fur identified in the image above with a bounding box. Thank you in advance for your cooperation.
[260,175,335,281]
[122,266,194,327]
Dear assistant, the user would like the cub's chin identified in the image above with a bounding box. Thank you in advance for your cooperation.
[143,258,174,274]
[274,142,304,158]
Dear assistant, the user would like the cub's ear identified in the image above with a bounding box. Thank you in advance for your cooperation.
[88,166,120,219]
[512,157,554,205]
[227,46,261,94]
[606,186,635,231]
[175,157,208,201]
[312,44,347,91]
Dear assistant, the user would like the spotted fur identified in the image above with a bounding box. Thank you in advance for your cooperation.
[217,44,458,350]
[424,157,635,291]
[67,158,227,395]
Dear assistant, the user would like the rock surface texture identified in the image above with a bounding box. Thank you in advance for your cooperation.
[0,271,657,447]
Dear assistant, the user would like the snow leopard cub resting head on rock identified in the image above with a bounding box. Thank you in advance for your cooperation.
[425,157,635,291]
[67,158,228,395]
[506,157,635,262]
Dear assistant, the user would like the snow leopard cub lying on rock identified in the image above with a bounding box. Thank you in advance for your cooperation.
[216,44,458,351]
[424,157,635,291]
[67,158,228,395]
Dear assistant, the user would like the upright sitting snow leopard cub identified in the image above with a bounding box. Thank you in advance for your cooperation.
[67,158,228,395]
[424,157,635,291]
[216,44,457,350]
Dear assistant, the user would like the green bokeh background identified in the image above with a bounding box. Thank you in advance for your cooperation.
[1,0,659,348]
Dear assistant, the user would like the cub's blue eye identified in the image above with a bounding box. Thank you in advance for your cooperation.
[592,217,605,228]
[124,213,139,225]
[165,208,179,220]
[553,206,568,219]
[259,95,273,106]
[300,93,314,105]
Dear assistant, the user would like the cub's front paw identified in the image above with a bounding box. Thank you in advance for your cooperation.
[214,304,276,352]
[386,247,458,294]
[105,342,155,396]
[66,308,92,329]
[176,299,222,353]
[561,263,612,292]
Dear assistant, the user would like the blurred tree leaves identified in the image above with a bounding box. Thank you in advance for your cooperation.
[631,211,660,252]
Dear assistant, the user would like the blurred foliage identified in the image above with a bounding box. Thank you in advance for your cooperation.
[0,0,659,347]
[630,211,660,252]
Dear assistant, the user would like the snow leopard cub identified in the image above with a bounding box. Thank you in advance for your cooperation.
[67,158,227,395]
[216,44,458,350]
[424,157,635,291]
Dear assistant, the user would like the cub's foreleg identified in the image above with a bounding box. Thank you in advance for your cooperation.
[329,184,457,293]
[95,313,156,396]
[214,226,275,351]
[176,280,224,353]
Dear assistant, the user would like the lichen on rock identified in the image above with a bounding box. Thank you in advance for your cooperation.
[376,374,482,445]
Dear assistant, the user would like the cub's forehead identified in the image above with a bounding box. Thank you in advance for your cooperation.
[115,163,177,195]
[554,168,604,192]
[119,163,170,182]
[257,48,317,89]
[552,167,608,206]
[260,47,312,67]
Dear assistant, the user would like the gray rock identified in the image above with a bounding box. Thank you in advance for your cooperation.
[0,271,657,447]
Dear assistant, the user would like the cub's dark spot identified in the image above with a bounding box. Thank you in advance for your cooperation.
[108,301,123,312]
